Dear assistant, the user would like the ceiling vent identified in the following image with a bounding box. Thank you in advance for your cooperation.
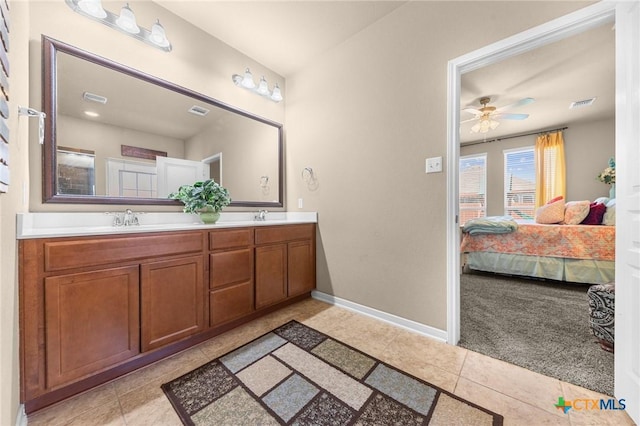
[569,97,596,109]
[188,105,210,116]
[82,91,108,104]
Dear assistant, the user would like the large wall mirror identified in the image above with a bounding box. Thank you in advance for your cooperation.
[42,36,283,207]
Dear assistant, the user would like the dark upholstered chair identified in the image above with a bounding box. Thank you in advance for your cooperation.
[587,282,615,352]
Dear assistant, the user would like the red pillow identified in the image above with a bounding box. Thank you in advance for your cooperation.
[581,202,606,225]
[547,195,564,204]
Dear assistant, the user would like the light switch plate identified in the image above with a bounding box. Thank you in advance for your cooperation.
[426,156,443,173]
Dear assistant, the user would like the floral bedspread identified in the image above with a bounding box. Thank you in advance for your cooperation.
[460,222,615,261]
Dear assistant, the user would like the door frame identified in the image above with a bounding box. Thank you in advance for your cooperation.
[446,1,617,344]
[447,2,638,420]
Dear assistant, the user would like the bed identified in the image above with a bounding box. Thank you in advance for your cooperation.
[460,220,615,284]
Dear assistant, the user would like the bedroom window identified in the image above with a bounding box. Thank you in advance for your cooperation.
[459,153,487,225]
[504,147,535,219]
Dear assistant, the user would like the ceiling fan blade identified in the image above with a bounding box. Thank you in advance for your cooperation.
[494,97,535,113]
[494,113,529,120]
[462,107,482,115]
[460,117,480,124]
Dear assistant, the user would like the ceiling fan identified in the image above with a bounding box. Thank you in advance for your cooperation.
[461,96,535,133]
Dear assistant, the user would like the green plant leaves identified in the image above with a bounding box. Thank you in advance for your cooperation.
[168,179,231,214]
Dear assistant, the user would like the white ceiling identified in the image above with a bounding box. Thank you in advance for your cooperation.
[460,22,615,144]
[153,1,615,144]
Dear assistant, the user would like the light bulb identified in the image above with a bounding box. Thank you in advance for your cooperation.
[78,0,107,18]
[150,19,170,48]
[116,3,140,34]
[270,83,283,102]
[257,77,269,96]
[241,68,256,89]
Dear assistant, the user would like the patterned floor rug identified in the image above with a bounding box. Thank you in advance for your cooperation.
[162,320,504,425]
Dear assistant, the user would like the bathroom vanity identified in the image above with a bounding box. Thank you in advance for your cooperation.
[18,213,316,413]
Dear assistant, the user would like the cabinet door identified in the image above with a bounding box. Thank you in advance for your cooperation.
[255,244,287,309]
[288,240,316,297]
[141,256,204,351]
[45,266,140,388]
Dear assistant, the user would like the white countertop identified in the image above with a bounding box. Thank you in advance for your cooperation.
[16,211,317,239]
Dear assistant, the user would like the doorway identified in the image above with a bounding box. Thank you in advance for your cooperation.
[446,2,640,422]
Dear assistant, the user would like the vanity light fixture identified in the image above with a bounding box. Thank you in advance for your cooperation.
[65,0,172,52]
[232,68,283,103]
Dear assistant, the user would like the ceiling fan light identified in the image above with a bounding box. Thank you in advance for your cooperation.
[116,3,140,34]
[77,0,107,18]
[489,120,500,130]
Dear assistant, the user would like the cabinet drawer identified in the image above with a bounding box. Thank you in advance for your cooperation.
[210,282,254,327]
[44,232,204,272]
[209,228,253,250]
[210,249,253,289]
[255,224,314,245]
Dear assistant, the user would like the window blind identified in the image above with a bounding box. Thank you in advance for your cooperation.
[504,147,535,220]
[459,153,487,225]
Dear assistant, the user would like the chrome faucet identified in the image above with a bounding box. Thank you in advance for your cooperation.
[255,209,268,221]
[123,209,140,226]
[107,209,141,227]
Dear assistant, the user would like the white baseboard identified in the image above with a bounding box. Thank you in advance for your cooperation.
[311,291,448,343]
[15,404,27,426]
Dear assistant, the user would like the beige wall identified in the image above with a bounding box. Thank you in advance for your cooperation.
[285,1,590,329]
[4,1,596,423]
[185,114,280,203]
[27,0,285,211]
[59,115,185,195]
[2,2,29,424]
[461,117,615,216]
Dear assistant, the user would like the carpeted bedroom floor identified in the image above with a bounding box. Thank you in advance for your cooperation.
[458,272,614,396]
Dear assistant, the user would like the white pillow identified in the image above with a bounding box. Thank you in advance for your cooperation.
[595,196,610,205]
[603,198,616,226]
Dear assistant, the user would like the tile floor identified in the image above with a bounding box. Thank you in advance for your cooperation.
[27,298,634,426]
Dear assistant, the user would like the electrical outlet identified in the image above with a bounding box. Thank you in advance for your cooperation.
[426,156,443,173]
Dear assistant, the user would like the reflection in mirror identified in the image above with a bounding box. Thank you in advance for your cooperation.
[43,36,283,207]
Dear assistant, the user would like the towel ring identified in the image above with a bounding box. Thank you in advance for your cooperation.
[302,167,315,182]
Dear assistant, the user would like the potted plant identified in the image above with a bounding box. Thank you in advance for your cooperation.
[169,179,231,224]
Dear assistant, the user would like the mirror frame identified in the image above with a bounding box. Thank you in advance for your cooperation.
[42,36,284,208]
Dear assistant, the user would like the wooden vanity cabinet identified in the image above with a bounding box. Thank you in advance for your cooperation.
[19,231,206,409]
[19,223,316,413]
[255,224,316,309]
[208,228,254,327]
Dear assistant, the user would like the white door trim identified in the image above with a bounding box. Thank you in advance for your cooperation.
[613,1,640,422]
[446,1,616,346]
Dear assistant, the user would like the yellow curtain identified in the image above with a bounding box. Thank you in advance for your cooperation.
[535,131,566,207]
